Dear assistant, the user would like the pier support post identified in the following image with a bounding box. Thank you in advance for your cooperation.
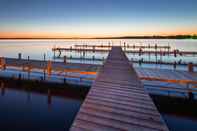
[44,53,46,61]
[27,65,31,80]
[58,50,62,57]
[93,46,95,53]
[63,77,66,84]
[47,61,52,76]
[18,53,22,60]
[43,69,46,80]
[53,50,55,59]
[124,42,126,51]
[0,57,6,70]
[92,56,95,61]
[188,63,194,72]
[0,82,5,96]
[188,90,194,101]
[64,56,67,64]
[173,61,177,70]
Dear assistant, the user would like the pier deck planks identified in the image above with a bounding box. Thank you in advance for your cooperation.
[70,47,168,131]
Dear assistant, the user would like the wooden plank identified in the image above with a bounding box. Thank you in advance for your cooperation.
[135,67,197,82]
[70,47,168,131]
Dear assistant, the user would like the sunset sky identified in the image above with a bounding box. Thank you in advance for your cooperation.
[0,0,197,38]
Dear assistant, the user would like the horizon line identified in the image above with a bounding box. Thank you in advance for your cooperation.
[0,34,196,39]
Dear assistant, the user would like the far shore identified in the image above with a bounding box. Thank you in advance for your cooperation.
[0,35,197,40]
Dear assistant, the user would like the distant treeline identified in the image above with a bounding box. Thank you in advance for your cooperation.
[95,35,197,39]
[0,35,197,39]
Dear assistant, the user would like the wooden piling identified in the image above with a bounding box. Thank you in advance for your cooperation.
[188,63,194,72]
[0,57,6,70]
[47,61,52,76]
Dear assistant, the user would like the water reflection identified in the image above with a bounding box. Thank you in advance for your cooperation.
[163,114,197,131]
[0,79,86,131]
[0,81,5,96]
[47,89,52,109]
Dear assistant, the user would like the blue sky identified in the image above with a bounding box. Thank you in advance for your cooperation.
[0,0,197,38]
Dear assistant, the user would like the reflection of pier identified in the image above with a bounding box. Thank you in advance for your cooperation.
[0,79,87,108]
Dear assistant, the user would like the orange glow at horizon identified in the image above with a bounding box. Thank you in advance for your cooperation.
[0,30,197,38]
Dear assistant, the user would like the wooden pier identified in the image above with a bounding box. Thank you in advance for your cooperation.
[0,57,99,75]
[54,56,197,66]
[52,47,197,57]
[74,44,171,50]
[70,47,168,131]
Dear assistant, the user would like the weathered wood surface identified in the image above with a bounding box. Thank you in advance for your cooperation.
[70,47,168,131]
[4,58,99,72]
[136,68,197,81]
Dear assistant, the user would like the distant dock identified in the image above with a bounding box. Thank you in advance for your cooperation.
[52,44,197,58]
[0,55,197,96]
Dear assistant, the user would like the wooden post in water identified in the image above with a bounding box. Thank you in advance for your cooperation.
[18,53,22,60]
[93,46,95,53]
[27,65,31,80]
[43,68,46,80]
[58,50,62,57]
[124,42,126,51]
[47,61,52,76]
[53,50,55,58]
[0,81,5,96]
[27,56,31,79]
[188,62,194,72]
[64,56,67,64]
[168,43,170,56]
[0,57,6,70]
[92,55,95,61]
[188,91,194,101]
[44,53,46,61]
[173,61,177,70]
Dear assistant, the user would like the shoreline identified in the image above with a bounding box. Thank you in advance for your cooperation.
[0,35,197,40]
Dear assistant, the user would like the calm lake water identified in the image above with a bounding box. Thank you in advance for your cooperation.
[0,39,197,71]
[1,80,197,131]
[0,82,82,131]
[0,39,196,60]
[0,39,197,131]
[163,114,197,131]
